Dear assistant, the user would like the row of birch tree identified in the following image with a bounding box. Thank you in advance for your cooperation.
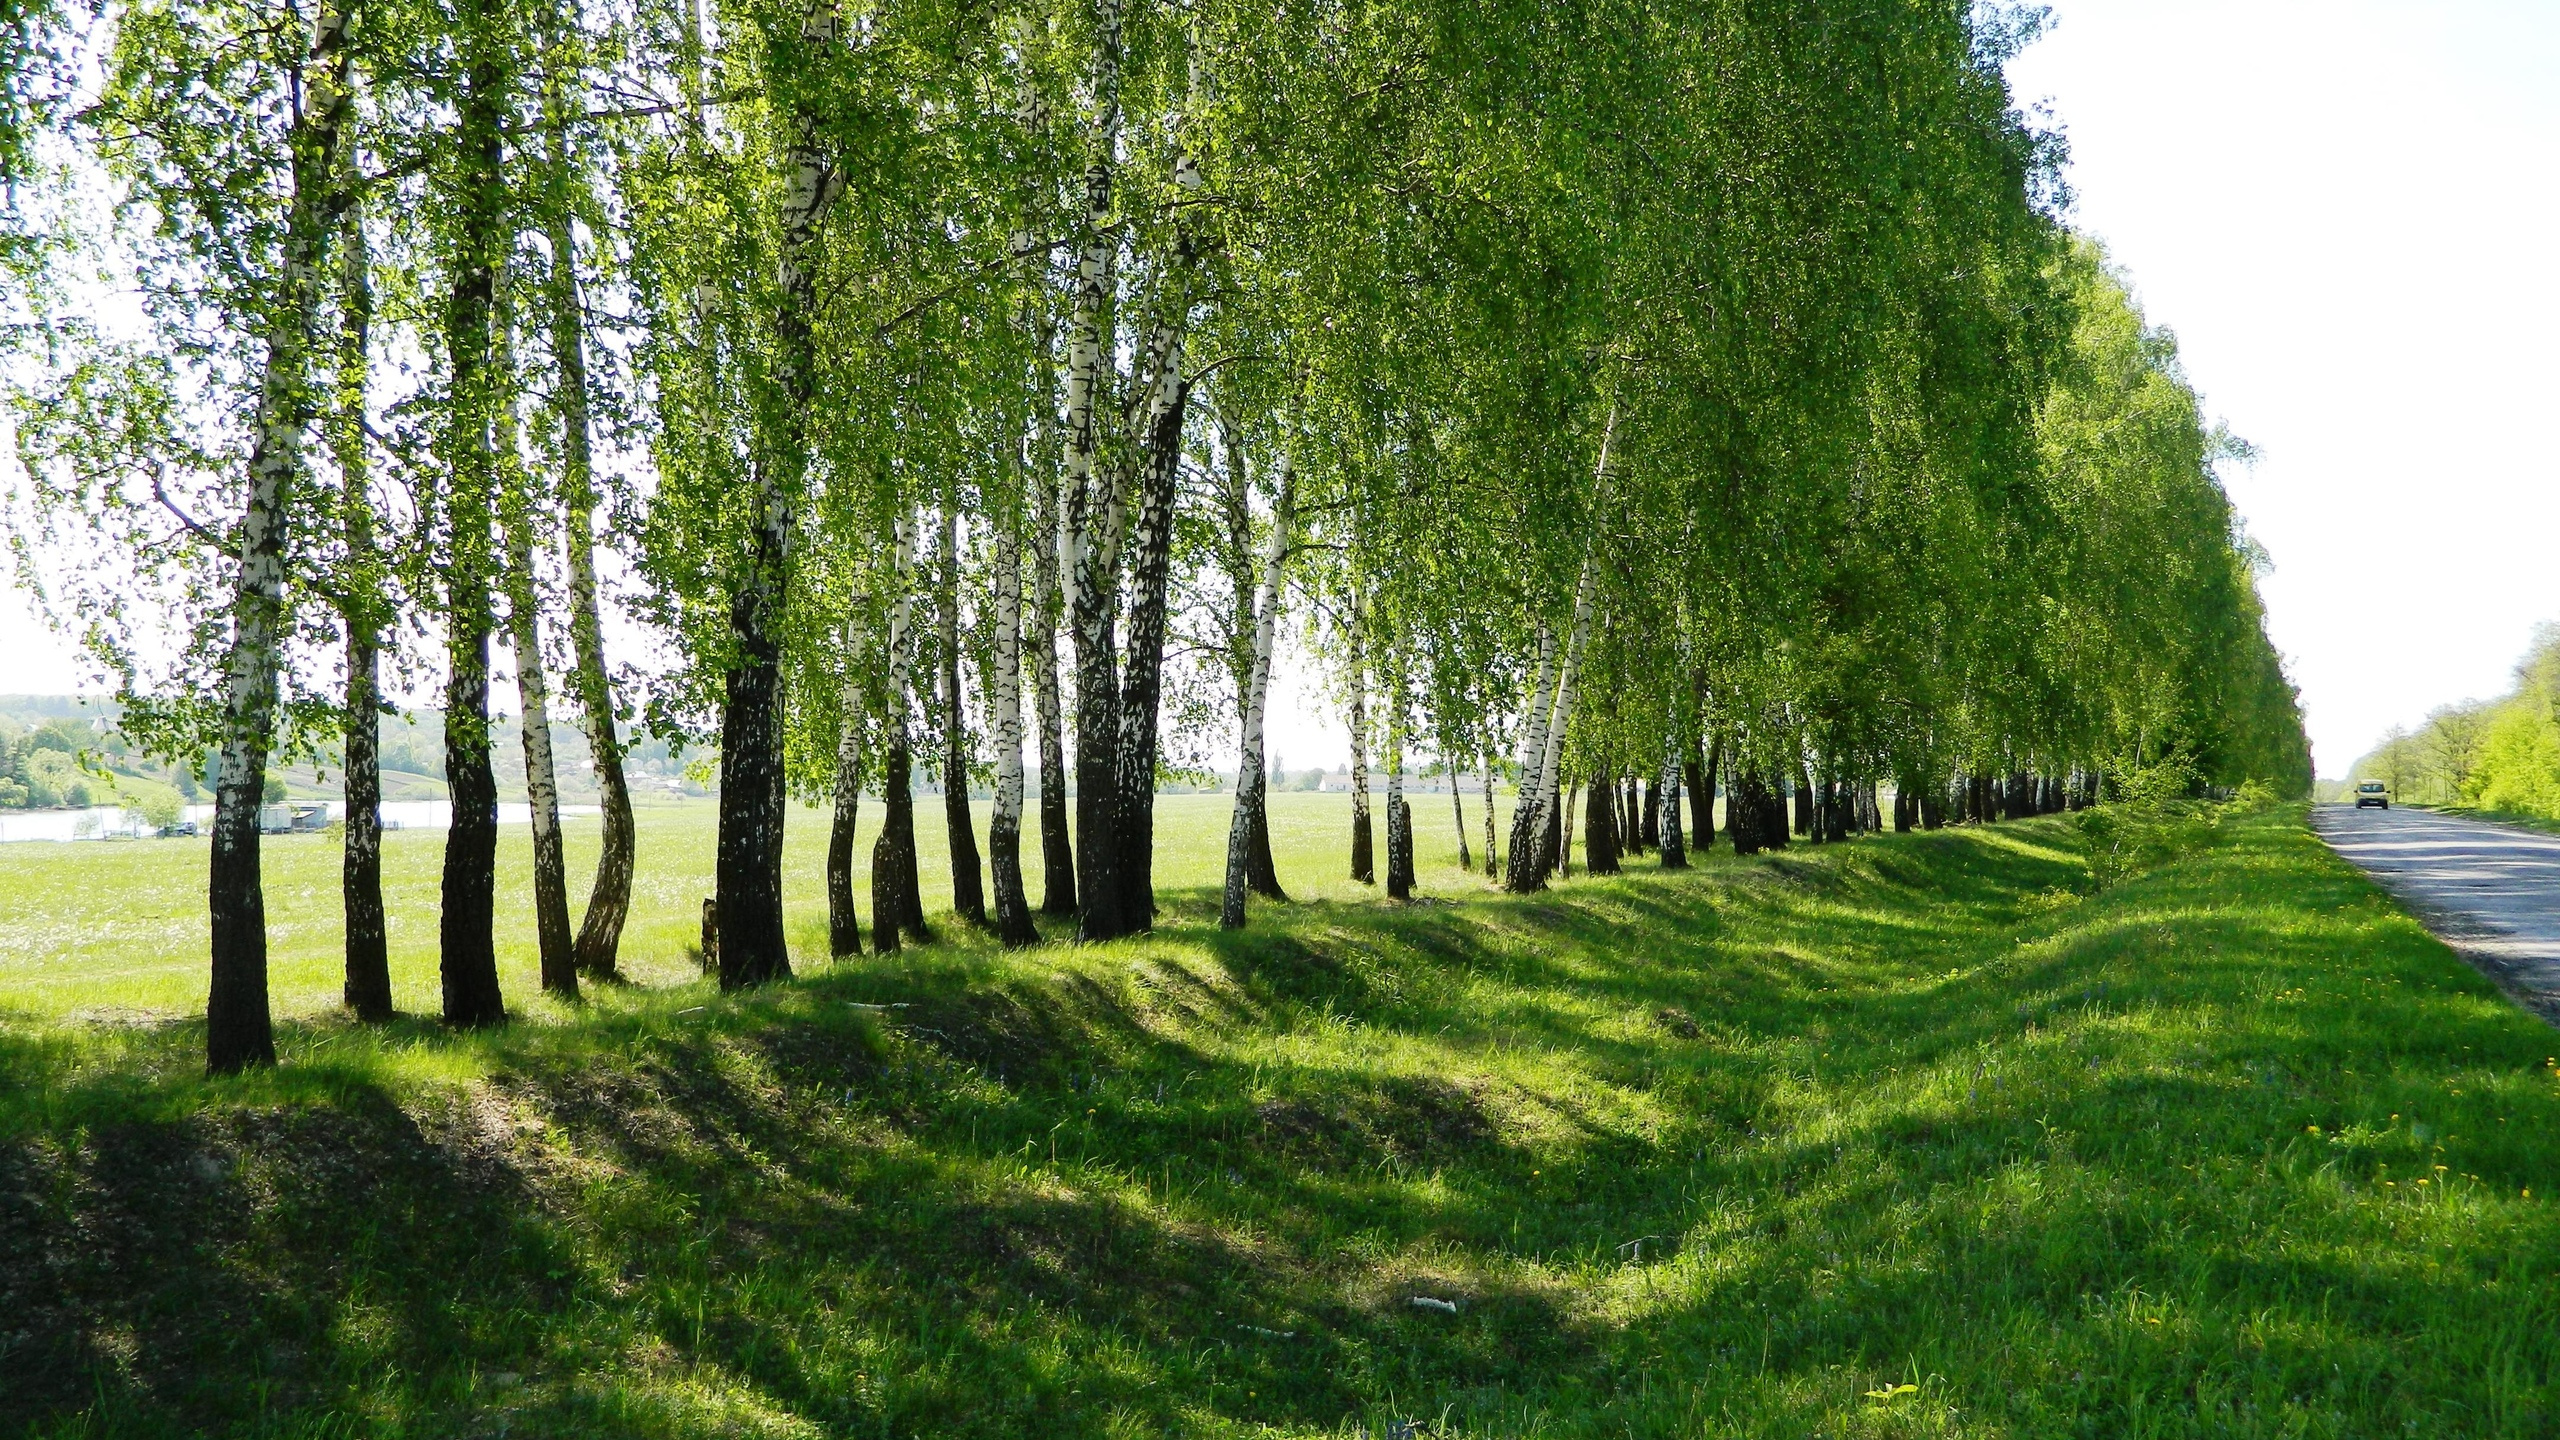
[2,0,2309,1071]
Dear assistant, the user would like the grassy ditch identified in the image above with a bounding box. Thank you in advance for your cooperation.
[7,804,2560,1437]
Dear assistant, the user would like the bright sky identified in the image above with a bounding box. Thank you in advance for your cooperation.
[10,3,2556,779]
[2002,0,2560,776]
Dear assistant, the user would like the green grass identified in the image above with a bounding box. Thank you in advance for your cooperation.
[2416,803,2560,839]
[7,801,2560,1437]
[0,791,1423,1021]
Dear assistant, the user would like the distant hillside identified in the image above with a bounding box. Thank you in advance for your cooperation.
[0,695,703,810]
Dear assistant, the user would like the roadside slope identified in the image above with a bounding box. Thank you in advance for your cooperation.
[7,806,2559,1438]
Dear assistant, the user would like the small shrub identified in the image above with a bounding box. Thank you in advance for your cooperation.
[2079,756,2221,891]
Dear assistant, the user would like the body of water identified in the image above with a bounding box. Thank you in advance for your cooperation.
[0,801,603,844]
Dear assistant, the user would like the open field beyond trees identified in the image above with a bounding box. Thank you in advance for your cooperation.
[8,801,2560,1438]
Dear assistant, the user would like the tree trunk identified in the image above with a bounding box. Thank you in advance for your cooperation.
[1502,622,1560,888]
[1509,405,1615,892]
[438,5,511,1031]
[1481,756,1499,878]
[938,503,987,926]
[1347,599,1374,884]
[207,0,356,1071]
[1584,769,1619,875]
[1061,0,1127,941]
[1384,662,1412,899]
[988,491,1037,946]
[334,177,391,1024]
[547,134,633,983]
[1449,777,1470,872]
[715,0,840,992]
[1222,461,1294,928]
[1112,368,1190,930]
[496,309,576,1000]
[873,513,929,947]
[1560,780,1580,878]
[827,616,864,957]
[1659,726,1687,869]
[1026,404,1076,917]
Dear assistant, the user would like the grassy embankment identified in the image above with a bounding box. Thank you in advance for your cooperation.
[7,800,2560,1436]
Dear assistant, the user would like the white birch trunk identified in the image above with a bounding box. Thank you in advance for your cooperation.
[208,0,355,1072]
[988,482,1036,945]
[1221,463,1295,928]
[1505,405,1616,891]
[497,310,575,999]
[1347,595,1374,884]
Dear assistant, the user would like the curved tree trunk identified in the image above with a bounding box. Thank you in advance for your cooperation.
[546,134,632,984]
[497,312,576,1000]
[1507,405,1614,892]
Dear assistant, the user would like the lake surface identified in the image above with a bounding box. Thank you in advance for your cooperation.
[0,801,602,844]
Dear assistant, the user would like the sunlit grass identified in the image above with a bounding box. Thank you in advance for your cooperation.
[8,801,2560,1437]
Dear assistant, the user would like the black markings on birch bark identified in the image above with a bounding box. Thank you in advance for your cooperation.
[206,0,357,1072]
[1481,757,1499,878]
[988,487,1037,946]
[1658,720,1687,869]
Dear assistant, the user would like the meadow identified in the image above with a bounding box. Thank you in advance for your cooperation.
[0,790,1441,1022]
[6,799,2560,1437]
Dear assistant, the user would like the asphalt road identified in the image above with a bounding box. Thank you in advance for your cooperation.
[2313,802,2560,1022]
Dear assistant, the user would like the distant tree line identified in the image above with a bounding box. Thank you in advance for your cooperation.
[2353,626,2560,816]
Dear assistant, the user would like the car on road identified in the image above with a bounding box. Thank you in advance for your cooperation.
[2354,780,2390,810]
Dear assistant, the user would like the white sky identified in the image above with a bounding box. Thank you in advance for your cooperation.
[2002,0,2560,776]
[11,3,2557,779]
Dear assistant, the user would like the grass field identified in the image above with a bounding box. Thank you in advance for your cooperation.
[0,791,1469,1021]
[8,800,2560,1437]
